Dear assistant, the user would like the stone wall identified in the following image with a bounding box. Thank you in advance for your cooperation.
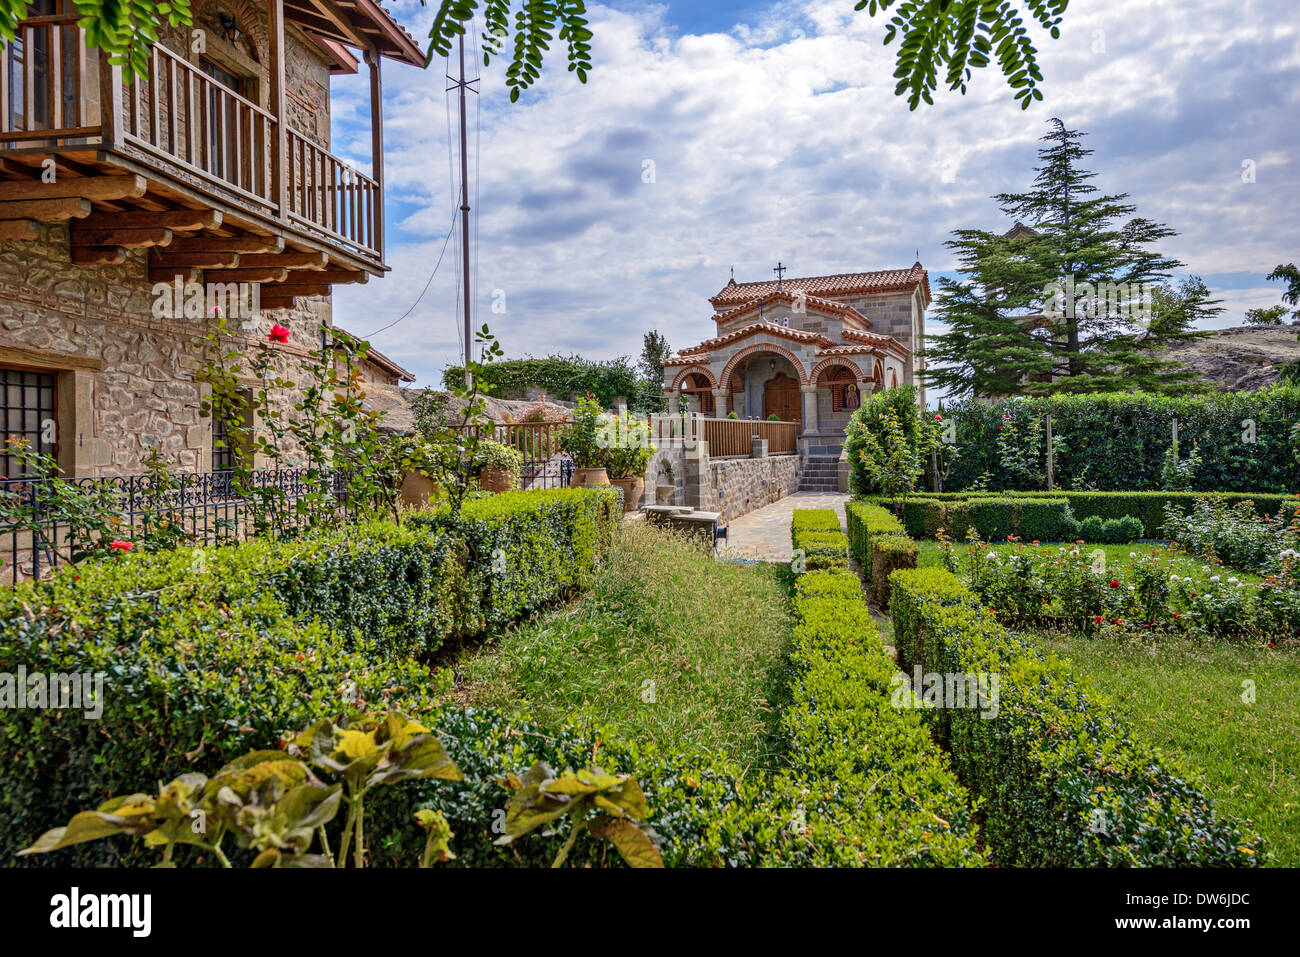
[0,222,332,476]
[704,454,802,524]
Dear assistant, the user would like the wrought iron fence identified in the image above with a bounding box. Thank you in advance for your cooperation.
[0,468,351,586]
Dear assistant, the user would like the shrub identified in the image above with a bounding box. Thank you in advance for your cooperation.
[782,522,983,866]
[868,534,917,606]
[791,509,844,532]
[889,567,1268,866]
[1162,498,1300,573]
[1078,514,1106,542]
[845,500,907,566]
[792,530,850,570]
[938,386,1300,493]
[844,384,936,496]
[962,497,1076,542]
[0,489,620,867]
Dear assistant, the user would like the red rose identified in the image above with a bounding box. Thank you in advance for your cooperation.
[109,540,133,551]
[1092,615,1103,623]
[1109,580,1119,588]
[268,323,291,343]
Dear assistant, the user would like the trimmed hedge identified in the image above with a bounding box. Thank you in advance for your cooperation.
[868,534,918,606]
[862,490,1298,539]
[845,501,918,602]
[783,511,983,866]
[888,567,1268,867]
[0,488,622,867]
[939,387,1300,493]
[962,497,1075,542]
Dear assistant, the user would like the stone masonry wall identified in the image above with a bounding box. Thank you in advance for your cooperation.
[0,222,332,476]
[705,454,802,524]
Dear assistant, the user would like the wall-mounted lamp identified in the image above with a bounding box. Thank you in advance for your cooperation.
[768,357,776,373]
[218,13,243,43]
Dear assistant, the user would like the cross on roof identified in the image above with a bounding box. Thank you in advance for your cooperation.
[773,261,787,289]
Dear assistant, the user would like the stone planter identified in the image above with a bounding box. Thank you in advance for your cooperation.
[609,475,644,511]
[480,466,516,493]
[572,466,609,488]
[399,471,438,509]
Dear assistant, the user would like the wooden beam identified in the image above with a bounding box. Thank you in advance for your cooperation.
[149,267,199,284]
[0,197,91,222]
[237,251,327,270]
[0,174,146,203]
[204,267,289,283]
[77,208,221,231]
[367,48,384,262]
[70,226,173,248]
[71,246,127,265]
[263,283,329,298]
[269,0,288,219]
[0,219,41,241]
[153,251,241,269]
[165,235,284,254]
[258,298,296,310]
[283,268,366,284]
[301,0,371,49]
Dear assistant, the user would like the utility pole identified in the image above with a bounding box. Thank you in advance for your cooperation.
[450,32,477,387]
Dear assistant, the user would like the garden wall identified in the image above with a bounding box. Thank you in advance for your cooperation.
[647,438,801,523]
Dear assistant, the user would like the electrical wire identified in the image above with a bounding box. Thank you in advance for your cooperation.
[356,208,458,338]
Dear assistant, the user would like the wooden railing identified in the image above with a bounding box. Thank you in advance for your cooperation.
[123,41,277,209]
[457,421,571,465]
[0,15,93,145]
[700,417,799,456]
[287,128,380,260]
[0,21,382,265]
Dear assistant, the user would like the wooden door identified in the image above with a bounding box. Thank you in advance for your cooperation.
[763,372,801,424]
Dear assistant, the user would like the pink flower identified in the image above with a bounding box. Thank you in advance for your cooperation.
[268,323,291,343]
[109,540,133,552]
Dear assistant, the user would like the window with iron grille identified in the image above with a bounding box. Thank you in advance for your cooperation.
[0,367,57,477]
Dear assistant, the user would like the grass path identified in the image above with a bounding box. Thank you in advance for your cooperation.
[456,521,795,768]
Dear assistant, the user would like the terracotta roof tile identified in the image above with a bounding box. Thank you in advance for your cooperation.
[712,290,872,329]
[696,321,834,351]
[662,353,711,367]
[711,264,931,309]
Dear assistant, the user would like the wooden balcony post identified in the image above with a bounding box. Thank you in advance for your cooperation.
[366,48,384,261]
[98,50,121,148]
[268,0,287,218]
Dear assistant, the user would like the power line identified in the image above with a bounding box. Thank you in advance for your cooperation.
[355,208,458,338]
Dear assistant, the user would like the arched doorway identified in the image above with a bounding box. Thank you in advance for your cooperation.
[763,371,801,423]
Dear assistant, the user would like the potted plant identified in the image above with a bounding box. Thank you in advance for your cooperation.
[475,439,523,493]
[559,393,610,487]
[600,413,655,511]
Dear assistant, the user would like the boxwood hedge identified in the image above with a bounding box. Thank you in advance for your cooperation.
[888,566,1268,867]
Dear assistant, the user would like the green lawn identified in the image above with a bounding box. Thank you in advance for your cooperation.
[1032,630,1300,866]
[916,539,1265,584]
[456,520,794,769]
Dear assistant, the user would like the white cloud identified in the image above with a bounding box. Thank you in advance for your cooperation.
[329,0,1300,386]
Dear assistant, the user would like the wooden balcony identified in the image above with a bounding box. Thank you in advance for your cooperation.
[0,10,407,295]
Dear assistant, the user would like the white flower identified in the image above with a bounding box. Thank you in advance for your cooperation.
[1129,552,1136,559]
[1210,575,1220,583]
[1227,577,1239,585]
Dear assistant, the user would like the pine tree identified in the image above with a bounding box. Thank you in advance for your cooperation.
[924,120,1218,399]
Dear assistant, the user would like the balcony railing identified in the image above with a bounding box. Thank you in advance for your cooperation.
[0,17,381,264]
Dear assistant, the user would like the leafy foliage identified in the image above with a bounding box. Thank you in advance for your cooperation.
[889,566,1269,865]
[844,384,937,500]
[924,121,1218,398]
[855,0,1068,110]
[442,353,646,411]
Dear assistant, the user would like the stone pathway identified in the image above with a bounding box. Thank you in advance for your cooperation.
[717,491,848,563]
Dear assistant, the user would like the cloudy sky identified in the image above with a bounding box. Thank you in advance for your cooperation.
[326,0,1300,388]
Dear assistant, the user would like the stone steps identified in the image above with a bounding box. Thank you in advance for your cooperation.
[799,456,842,491]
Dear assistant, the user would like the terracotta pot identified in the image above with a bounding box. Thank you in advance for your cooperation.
[399,471,439,508]
[572,467,610,488]
[480,466,516,493]
[610,475,644,511]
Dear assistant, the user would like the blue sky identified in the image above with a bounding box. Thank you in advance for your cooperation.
[326,0,1300,387]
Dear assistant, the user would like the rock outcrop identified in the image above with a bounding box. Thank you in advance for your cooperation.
[1154,324,1300,391]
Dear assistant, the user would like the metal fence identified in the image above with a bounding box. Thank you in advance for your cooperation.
[0,468,351,586]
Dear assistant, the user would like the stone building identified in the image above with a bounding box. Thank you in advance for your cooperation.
[0,0,422,478]
[662,265,930,463]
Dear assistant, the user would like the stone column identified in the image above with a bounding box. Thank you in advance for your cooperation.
[711,387,728,417]
[800,384,819,435]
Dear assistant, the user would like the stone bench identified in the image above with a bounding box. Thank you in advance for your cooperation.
[643,505,726,545]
